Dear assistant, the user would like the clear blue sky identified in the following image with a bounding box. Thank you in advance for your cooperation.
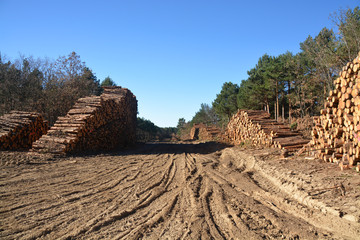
[0,0,358,127]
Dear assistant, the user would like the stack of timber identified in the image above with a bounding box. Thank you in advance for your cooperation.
[190,123,222,141]
[31,87,137,155]
[226,110,309,152]
[291,116,315,139]
[311,52,360,170]
[0,111,48,150]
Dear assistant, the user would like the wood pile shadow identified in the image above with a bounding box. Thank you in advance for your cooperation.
[124,142,232,155]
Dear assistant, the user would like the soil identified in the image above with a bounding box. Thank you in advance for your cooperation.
[1,142,359,239]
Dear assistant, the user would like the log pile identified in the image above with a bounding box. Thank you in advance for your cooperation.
[0,111,48,150]
[190,123,222,141]
[291,116,315,139]
[226,110,309,152]
[31,87,137,155]
[311,52,360,169]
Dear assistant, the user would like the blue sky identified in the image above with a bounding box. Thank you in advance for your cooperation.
[1,0,358,127]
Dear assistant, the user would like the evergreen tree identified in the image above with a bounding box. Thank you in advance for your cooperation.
[190,103,219,125]
[212,82,239,121]
[101,76,116,87]
[237,54,273,112]
[332,6,360,63]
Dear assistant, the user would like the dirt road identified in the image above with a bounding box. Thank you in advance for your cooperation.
[1,142,359,239]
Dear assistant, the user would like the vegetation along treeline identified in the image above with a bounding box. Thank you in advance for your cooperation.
[1,7,359,140]
[137,117,177,142]
[178,6,360,136]
[0,51,119,125]
[0,51,174,140]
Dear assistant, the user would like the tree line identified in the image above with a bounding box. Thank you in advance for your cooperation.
[178,6,360,135]
[0,52,116,125]
[137,117,177,141]
[1,7,359,140]
[0,51,176,141]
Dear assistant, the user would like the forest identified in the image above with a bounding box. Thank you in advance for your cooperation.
[0,52,102,125]
[178,6,360,135]
[1,7,359,139]
[0,51,176,140]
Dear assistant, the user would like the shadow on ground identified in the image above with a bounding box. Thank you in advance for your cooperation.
[1,142,233,165]
[73,141,233,157]
[129,141,233,155]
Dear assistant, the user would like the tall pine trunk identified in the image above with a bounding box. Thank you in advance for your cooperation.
[288,80,291,124]
[274,102,277,121]
[276,80,279,121]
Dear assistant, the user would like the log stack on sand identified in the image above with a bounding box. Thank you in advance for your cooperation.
[190,123,222,141]
[31,87,137,155]
[226,110,309,153]
[0,111,48,150]
[311,52,360,170]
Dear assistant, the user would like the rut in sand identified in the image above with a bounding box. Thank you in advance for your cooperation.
[1,142,358,239]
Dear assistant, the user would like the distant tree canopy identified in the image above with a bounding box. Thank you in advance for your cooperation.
[1,6,358,137]
[137,117,177,141]
[211,6,360,124]
[212,82,239,121]
[173,104,220,138]
[176,6,360,134]
[331,7,360,63]
[137,117,159,136]
[101,76,116,87]
[177,118,186,130]
[190,103,219,125]
[176,117,192,138]
[0,52,101,125]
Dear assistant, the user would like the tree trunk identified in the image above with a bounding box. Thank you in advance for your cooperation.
[289,100,292,124]
[298,87,304,118]
[288,80,291,124]
[274,102,277,121]
[276,81,279,121]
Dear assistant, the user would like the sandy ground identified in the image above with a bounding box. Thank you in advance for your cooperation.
[1,142,359,239]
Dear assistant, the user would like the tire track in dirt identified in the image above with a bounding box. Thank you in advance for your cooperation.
[0,143,356,239]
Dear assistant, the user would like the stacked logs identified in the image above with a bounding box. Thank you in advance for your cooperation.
[226,110,309,152]
[190,123,222,141]
[31,87,137,155]
[0,111,48,150]
[311,52,360,169]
